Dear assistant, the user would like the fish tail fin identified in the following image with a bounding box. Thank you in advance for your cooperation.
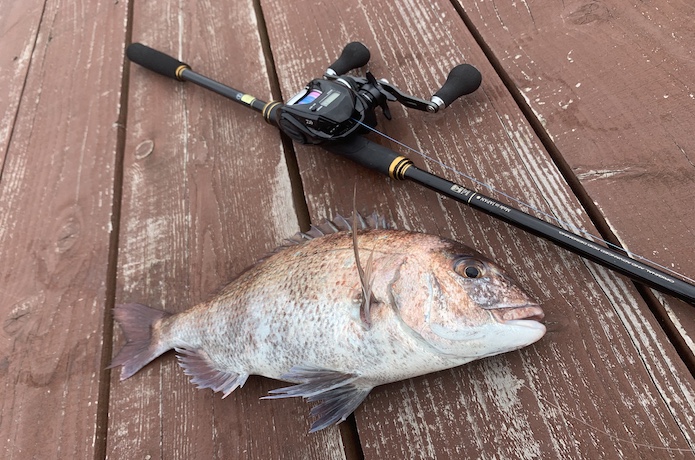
[109,303,173,380]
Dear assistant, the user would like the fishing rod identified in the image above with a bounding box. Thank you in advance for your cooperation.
[125,42,695,306]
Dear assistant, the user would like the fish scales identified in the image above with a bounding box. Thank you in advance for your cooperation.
[163,231,460,381]
[112,216,546,432]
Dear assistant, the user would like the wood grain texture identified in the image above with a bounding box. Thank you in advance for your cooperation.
[456,0,695,347]
[0,0,128,458]
[0,0,44,172]
[3,0,693,457]
[106,1,346,458]
[260,0,695,457]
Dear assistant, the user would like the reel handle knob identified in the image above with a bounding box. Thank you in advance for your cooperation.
[327,42,371,76]
[432,64,482,109]
[127,43,191,81]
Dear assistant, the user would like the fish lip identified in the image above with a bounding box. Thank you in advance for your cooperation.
[490,304,545,324]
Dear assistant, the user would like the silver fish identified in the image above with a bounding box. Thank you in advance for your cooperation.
[111,214,545,432]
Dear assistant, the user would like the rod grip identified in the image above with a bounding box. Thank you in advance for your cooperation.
[126,43,190,81]
[324,137,397,174]
[323,136,408,179]
[327,42,371,75]
[433,64,482,107]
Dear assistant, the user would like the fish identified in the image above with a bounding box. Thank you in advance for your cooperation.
[111,214,546,432]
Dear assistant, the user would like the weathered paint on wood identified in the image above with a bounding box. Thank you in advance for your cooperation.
[0,0,128,458]
[0,0,693,458]
[0,0,44,172]
[456,0,695,347]
[260,0,695,457]
[105,1,346,459]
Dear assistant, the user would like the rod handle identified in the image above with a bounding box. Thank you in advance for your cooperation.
[126,43,191,81]
[323,136,411,179]
[432,64,482,108]
[327,42,371,75]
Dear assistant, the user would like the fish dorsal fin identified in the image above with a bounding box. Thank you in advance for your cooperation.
[285,212,389,245]
[175,348,249,398]
[262,365,372,432]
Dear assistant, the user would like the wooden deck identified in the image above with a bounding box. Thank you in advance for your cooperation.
[1,0,694,458]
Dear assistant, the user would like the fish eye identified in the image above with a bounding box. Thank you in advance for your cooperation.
[454,258,486,279]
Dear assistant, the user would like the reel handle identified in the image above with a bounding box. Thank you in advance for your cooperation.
[432,64,482,108]
[126,43,191,81]
[327,42,371,76]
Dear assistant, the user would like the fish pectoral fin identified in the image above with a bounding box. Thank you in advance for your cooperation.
[175,347,249,398]
[262,365,372,432]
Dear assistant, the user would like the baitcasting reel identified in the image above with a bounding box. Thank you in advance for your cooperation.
[268,42,482,144]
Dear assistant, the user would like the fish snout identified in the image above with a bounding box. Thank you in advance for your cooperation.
[490,304,545,323]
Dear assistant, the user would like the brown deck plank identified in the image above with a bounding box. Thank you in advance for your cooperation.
[0,0,128,458]
[2,0,693,457]
[105,1,346,459]
[261,0,695,457]
[456,0,695,346]
[0,0,43,172]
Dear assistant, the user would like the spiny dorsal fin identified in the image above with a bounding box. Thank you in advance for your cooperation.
[285,212,389,245]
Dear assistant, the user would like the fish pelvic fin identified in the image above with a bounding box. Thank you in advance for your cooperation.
[263,365,372,433]
[109,303,173,380]
[175,348,249,398]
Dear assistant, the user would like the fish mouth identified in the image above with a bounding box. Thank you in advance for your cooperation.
[490,304,545,328]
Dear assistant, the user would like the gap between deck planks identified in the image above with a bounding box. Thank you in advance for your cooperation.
[94,0,135,457]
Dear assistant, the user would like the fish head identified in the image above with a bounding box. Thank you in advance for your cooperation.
[390,238,546,359]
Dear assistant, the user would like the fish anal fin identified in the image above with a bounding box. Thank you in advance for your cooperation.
[263,365,372,433]
[175,348,248,398]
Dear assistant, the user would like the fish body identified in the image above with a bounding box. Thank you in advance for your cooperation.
[112,215,546,432]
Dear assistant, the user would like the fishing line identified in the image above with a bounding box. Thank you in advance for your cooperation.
[354,119,695,286]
